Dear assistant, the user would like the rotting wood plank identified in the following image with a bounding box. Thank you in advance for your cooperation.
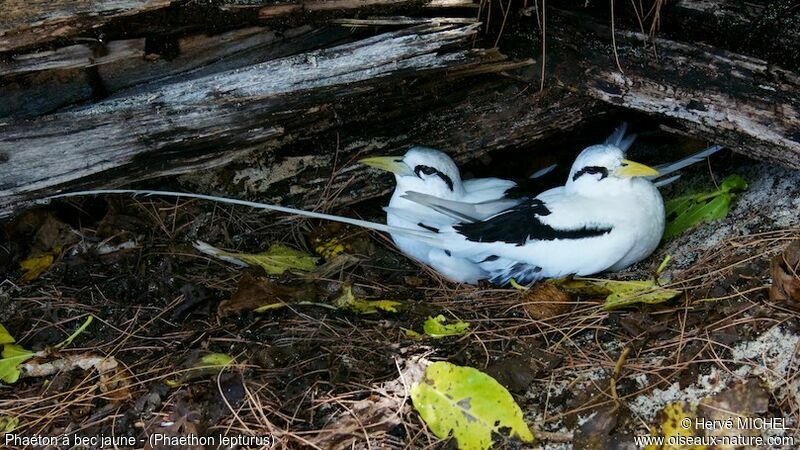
[1,26,354,119]
[0,24,523,218]
[547,10,800,168]
[0,0,173,53]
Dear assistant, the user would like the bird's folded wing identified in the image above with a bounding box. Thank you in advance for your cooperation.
[382,206,454,232]
[452,197,614,246]
[401,191,521,223]
[652,145,723,177]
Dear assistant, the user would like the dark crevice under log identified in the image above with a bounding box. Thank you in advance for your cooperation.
[176,82,600,210]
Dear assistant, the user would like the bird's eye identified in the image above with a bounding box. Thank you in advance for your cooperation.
[415,165,438,176]
[413,165,455,190]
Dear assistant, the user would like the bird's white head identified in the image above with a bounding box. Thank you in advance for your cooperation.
[360,146,465,198]
[566,144,660,197]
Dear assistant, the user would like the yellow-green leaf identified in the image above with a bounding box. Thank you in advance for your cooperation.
[601,280,681,310]
[199,353,234,367]
[403,328,424,340]
[336,285,402,314]
[647,380,767,450]
[554,278,681,310]
[195,241,318,275]
[422,315,470,338]
[0,325,14,345]
[253,301,338,312]
[411,362,534,449]
[20,254,54,282]
[0,416,19,433]
[0,344,35,384]
[166,352,234,387]
[315,238,349,259]
[646,402,705,450]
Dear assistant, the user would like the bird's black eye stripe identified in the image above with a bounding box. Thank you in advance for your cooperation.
[572,166,608,181]
[414,165,454,191]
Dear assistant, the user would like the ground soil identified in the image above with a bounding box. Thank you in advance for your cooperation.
[1,144,799,449]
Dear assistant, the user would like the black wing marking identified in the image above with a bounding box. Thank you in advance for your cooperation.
[417,222,440,233]
[454,198,613,246]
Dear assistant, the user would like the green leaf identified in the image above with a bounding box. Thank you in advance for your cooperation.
[0,325,14,345]
[0,344,35,384]
[720,174,748,192]
[664,195,695,219]
[422,315,470,338]
[411,362,534,449]
[196,241,319,275]
[663,175,747,240]
[336,285,402,314]
[554,278,681,311]
[664,193,731,240]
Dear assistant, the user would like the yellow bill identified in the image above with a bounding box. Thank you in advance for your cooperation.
[616,159,660,178]
[359,156,413,176]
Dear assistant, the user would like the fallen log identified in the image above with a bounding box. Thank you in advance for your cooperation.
[543,9,800,168]
[0,24,544,218]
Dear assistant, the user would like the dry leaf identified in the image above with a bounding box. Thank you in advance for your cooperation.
[218,274,319,316]
[770,240,800,303]
[521,283,573,320]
